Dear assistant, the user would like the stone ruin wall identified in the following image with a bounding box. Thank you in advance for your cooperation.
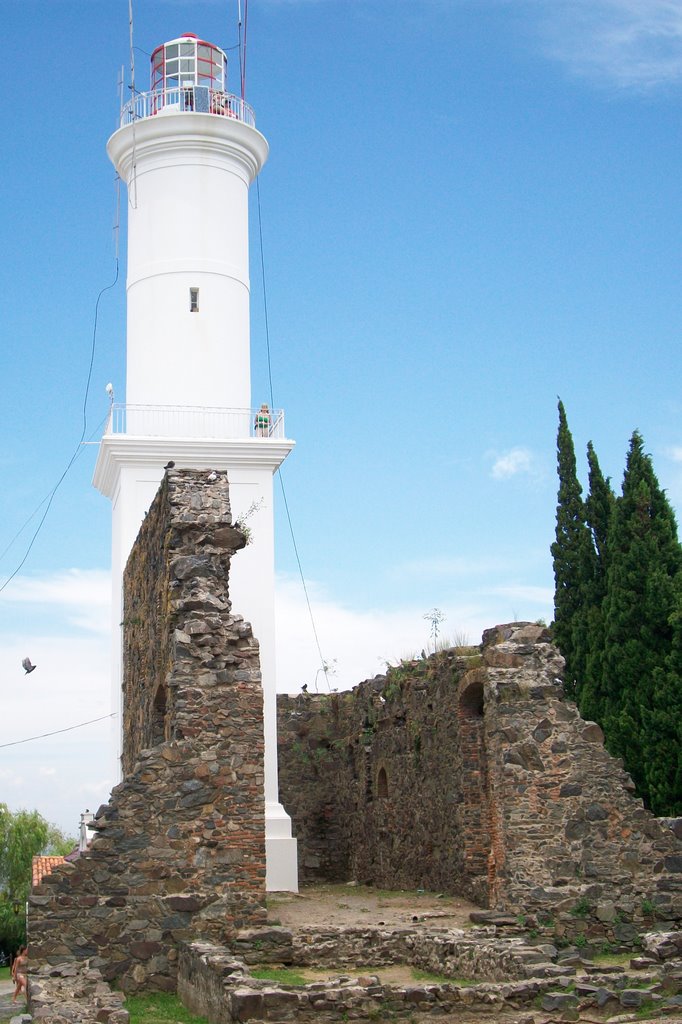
[278,622,682,937]
[29,470,267,993]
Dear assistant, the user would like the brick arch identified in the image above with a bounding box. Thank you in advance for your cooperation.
[459,679,484,718]
[377,766,388,799]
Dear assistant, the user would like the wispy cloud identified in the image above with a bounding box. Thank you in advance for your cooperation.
[526,0,682,88]
[489,446,537,480]
[489,583,555,605]
[0,569,110,634]
[274,573,553,692]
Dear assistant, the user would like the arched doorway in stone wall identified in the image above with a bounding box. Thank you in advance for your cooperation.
[457,677,492,906]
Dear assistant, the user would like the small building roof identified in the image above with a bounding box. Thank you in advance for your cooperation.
[32,855,66,888]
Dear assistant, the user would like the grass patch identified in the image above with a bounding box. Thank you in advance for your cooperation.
[411,968,475,986]
[123,992,208,1024]
[250,967,309,986]
[0,966,9,982]
[592,952,633,968]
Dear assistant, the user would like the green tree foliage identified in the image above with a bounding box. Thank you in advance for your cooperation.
[0,804,75,954]
[601,431,682,810]
[553,420,682,815]
[551,400,596,700]
[580,443,615,723]
[646,579,682,816]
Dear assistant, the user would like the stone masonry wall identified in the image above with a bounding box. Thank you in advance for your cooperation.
[278,622,682,930]
[29,470,267,993]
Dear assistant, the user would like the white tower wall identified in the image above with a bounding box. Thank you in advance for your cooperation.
[95,84,298,891]
[108,115,265,411]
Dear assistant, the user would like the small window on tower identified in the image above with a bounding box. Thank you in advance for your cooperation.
[190,288,199,313]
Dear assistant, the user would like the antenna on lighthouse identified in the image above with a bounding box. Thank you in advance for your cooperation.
[241,0,249,101]
[127,0,138,208]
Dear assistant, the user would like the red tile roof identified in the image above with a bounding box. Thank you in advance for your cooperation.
[32,855,66,887]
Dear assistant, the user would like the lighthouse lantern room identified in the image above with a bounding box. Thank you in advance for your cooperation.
[94,32,298,892]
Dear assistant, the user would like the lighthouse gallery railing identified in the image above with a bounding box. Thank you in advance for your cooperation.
[120,88,256,127]
[107,404,285,440]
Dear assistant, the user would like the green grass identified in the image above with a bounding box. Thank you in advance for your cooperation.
[0,966,9,982]
[250,967,309,986]
[123,992,208,1024]
[592,952,633,967]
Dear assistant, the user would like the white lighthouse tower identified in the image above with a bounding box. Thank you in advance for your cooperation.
[93,33,298,891]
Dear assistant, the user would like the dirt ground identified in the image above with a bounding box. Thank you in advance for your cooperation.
[265,885,681,1024]
[266,883,478,931]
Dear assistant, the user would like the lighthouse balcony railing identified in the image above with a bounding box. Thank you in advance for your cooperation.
[106,404,285,440]
[121,87,256,128]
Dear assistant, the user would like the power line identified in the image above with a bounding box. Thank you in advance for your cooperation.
[0,713,118,750]
[0,413,110,570]
[255,177,332,692]
[0,256,118,598]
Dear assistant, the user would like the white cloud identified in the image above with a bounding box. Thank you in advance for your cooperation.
[0,569,111,634]
[274,573,553,693]
[489,446,536,480]
[666,445,682,462]
[489,583,555,605]
[526,0,682,88]
[397,554,516,578]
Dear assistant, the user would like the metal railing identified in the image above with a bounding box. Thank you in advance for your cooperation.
[107,404,285,439]
[121,87,256,128]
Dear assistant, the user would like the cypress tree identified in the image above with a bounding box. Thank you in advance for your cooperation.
[551,400,595,699]
[601,431,682,805]
[645,580,682,815]
[580,443,615,723]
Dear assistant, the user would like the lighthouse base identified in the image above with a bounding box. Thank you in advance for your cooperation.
[266,801,299,892]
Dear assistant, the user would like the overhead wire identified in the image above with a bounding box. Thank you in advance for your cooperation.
[0,412,111,570]
[0,714,118,750]
[0,179,120,597]
[255,178,332,693]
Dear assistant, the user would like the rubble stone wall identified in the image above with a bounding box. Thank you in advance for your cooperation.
[29,470,267,993]
[278,623,682,927]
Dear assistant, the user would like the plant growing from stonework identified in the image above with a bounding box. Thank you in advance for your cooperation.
[233,497,264,545]
[423,608,445,653]
[570,896,592,918]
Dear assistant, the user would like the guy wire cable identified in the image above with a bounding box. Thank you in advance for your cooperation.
[0,412,110,569]
[0,205,120,597]
[255,177,332,692]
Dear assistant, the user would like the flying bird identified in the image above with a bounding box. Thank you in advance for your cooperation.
[22,658,37,674]
[164,461,175,470]
[207,471,218,482]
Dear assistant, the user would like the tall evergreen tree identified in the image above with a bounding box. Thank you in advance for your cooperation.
[645,578,682,815]
[551,400,595,699]
[601,431,682,805]
[580,443,615,723]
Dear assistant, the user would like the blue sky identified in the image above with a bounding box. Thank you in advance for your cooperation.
[1,0,682,834]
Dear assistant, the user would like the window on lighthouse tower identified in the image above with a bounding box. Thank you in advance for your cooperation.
[190,288,199,313]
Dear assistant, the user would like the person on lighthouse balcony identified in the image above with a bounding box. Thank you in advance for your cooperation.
[255,404,271,436]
